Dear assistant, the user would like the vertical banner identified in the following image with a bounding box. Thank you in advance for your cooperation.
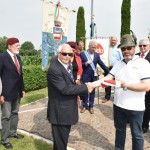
[86,38,110,66]
[42,0,72,70]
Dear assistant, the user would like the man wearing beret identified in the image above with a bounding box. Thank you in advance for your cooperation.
[0,38,25,149]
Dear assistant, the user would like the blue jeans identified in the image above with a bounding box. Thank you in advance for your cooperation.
[113,104,144,150]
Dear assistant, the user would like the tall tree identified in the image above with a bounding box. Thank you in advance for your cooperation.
[121,0,131,36]
[76,7,86,44]
[0,36,7,53]
[21,41,35,50]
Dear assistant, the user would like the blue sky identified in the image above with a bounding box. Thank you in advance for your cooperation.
[0,0,150,49]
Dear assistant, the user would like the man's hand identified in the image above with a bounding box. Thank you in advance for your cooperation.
[77,96,81,107]
[119,80,126,88]
[85,60,92,66]
[90,80,103,88]
[0,96,5,104]
[22,91,26,98]
[86,82,95,93]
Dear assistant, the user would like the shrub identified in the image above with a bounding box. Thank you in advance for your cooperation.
[19,49,41,56]
[23,65,47,92]
[21,56,41,66]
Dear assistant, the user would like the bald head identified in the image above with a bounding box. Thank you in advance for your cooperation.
[110,36,118,47]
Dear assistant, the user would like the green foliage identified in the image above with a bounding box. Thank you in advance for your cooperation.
[21,88,47,106]
[121,0,131,36]
[21,41,35,51]
[20,49,41,56]
[0,131,52,150]
[0,36,7,53]
[21,56,42,65]
[76,7,86,45]
[23,65,47,92]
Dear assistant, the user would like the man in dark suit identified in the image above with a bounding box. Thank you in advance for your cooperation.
[47,44,94,150]
[80,40,109,114]
[137,39,150,133]
[0,38,25,149]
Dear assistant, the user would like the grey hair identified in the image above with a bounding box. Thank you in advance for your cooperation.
[57,44,71,52]
[88,40,97,47]
[139,39,150,45]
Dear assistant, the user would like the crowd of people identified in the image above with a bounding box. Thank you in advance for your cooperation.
[0,34,150,150]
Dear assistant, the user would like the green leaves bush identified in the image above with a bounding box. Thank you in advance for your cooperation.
[23,65,47,92]
[19,49,41,56]
[21,56,41,65]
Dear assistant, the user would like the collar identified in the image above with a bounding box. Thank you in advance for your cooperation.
[7,49,15,57]
[58,58,69,70]
[122,55,139,63]
[141,50,150,57]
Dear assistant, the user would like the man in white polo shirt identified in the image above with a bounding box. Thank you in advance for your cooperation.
[92,34,150,149]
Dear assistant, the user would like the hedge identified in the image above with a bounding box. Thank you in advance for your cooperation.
[23,65,47,92]
[21,56,41,66]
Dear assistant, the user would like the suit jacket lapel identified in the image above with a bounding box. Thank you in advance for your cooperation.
[5,51,20,75]
[145,51,150,63]
[56,59,74,83]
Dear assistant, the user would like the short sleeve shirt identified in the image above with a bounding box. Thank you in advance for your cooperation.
[110,55,150,111]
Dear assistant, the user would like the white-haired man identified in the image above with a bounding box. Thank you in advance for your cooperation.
[136,39,150,133]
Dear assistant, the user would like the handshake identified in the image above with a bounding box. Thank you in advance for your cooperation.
[86,80,122,93]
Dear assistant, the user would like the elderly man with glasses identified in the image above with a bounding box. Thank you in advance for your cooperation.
[47,44,94,150]
[136,39,150,134]
[91,34,150,149]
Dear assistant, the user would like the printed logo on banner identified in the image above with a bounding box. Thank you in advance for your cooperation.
[96,43,104,55]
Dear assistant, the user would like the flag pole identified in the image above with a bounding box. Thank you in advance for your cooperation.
[90,0,94,39]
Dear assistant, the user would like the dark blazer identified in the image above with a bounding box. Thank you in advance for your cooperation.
[136,50,150,98]
[80,50,109,82]
[47,57,88,125]
[136,50,150,63]
[0,51,24,101]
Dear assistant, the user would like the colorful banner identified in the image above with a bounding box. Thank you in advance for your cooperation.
[42,0,72,70]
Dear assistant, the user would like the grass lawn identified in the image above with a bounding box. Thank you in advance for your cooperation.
[0,87,53,150]
[0,131,53,150]
[20,87,48,106]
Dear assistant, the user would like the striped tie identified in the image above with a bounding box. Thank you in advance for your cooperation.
[14,55,20,75]
[67,64,74,80]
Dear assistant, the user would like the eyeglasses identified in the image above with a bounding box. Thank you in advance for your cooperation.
[60,52,73,57]
[121,47,133,51]
[139,45,147,48]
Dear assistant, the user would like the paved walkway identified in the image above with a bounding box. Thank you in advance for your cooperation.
[18,88,150,150]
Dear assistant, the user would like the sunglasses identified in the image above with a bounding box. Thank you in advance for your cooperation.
[121,46,133,51]
[60,52,73,57]
[139,45,147,48]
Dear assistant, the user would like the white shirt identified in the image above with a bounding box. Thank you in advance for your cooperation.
[7,49,15,63]
[110,55,150,111]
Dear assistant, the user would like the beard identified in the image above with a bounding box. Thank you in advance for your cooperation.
[123,55,133,61]
[12,49,19,55]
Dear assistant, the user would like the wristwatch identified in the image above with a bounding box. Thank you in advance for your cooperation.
[123,84,128,91]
